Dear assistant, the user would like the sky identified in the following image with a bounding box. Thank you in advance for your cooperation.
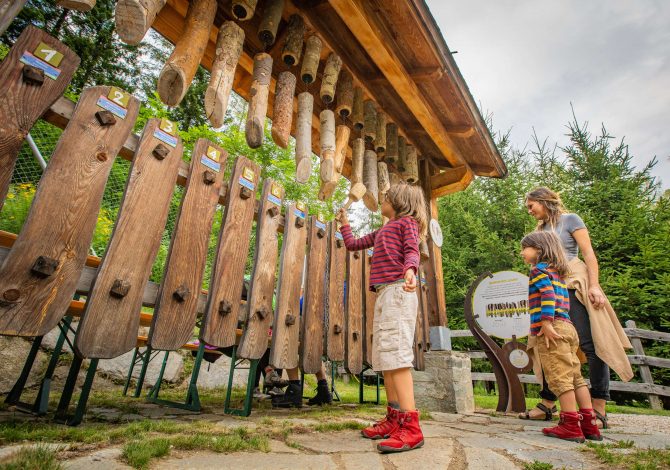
[426,0,670,190]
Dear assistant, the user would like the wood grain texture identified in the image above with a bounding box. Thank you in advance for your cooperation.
[237,179,283,360]
[269,203,307,369]
[300,215,328,373]
[115,0,167,45]
[245,52,272,148]
[326,222,346,361]
[363,251,376,366]
[0,86,138,337]
[270,70,296,148]
[0,25,79,209]
[0,0,28,36]
[201,156,260,347]
[74,118,182,359]
[345,249,363,374]
[148,138,227,351]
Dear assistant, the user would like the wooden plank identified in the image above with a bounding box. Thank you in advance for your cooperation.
[74,118,183,359]
[0,25,80,208]
[624,328,670,343]
[430,165,468,193]
[628,355,670,369]
[269,203,308,369]
[201,156,260,347]
[0,86,139,337]
[300,215,329,373]
[625,320,663,410]
[326,223,347,361]
[363,249,376,367]
[344,249,364,375]
[148,139,227,351]
[237,179,284,360]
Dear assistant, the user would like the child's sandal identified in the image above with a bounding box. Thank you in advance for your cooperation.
[594,410,609,429]
[518,403,557,421]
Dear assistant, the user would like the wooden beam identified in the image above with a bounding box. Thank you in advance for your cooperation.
[431,165,467,189]
[445,125,475,138]
[409,66,444,83]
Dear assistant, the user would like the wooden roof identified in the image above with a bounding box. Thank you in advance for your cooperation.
[153,0,507,198]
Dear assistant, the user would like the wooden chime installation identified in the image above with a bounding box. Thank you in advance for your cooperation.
[231,0,258,21]
[257,0,284,47]
[295,92,313,183]
[115,0,167,45]
[363,149,379,211]
[271,71,297,148]
[281,14,304,66]
[56,0,95,11]
[245,53,273,148]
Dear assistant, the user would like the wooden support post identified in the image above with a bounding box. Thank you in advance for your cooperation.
[245,52,273,148]
[397,135,407,173]
[56,0,96,11]
[0,25,79,209]
[319,109,336,187]
[258,0,284,47]
[271,71,296,148]
[231,0,258,21]
[74,118,183,359]
[405,144,419,183]
[319,124,350,200]
[148,139,227,351]
[320,52,342,104]
[300,35,322,85]
[295,91,313,183]
[345,250,363,375]
[0,0,28,35]
[363,149,378,212]
[157,0,216,106]
[351,87,364,131]
[336,69,353,118]
[115,0,167,45]
[385,122,398,166]
[422,162,447,326]
[281,14,304,66]
[375,111,387,153]
[363,100,376,143]
[625,320,663,410]
[326,222,346,361]
[205,21,244,128]
[0,86,138,338]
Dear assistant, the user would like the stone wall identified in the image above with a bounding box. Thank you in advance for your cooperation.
[412,350,475,414]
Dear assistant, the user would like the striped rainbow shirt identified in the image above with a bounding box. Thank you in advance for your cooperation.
[340,216,420,292]
[529,262,571,336]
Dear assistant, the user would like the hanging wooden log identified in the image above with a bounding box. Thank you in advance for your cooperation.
[245,52,273,148]
[389,171,401,187]
[397,135,407,173]
[326,222,346,361]
[345,250,363,375]
[318,124,350,200]
[295,91,313,183]
[0,0,28,36]
[300,35,322,84]
[335,69,353,118]
[74,118,183,359]
[237,179,284,360]
[351,87,364,131]
[205,21,244,128]
[319,109,336,185]
[232,0,258,21]
[56,0,95,11]
[258,0,284,47]
[363,100,376,143]
[340,137,367,207]
[115,0,167,45]
[405,144,419,183]
[378,161,390,201]
[157,0,216,107]
[0,86,138,338]
[375,111,387,153]
[269,202,308,369]
[320,52,342,104]
[282,14,304,66]
[0,25,79,210]
[363,149,379,211]
[385,122,398,166]
[148,139,226,351]
[271,70,296,148]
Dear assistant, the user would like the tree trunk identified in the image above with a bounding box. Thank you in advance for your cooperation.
[232,0,258,21]
[375,111,387,153]
[300,35,321,84]
[281,14,304,66]
[405,144,419,183]
[271,71,296,148]
[363,100,376,143]
[320,52,342,104]
[245,52,273,148]
[56,0,96,11]
[363,150,378,211]
[319,109,336,184]
[352,87,364,131]
[258,0,284,47]
[295,92,313,183]
[385,122,398,165]
[205,21,244,128]
[157,0,217,106]
[115,0,167,45]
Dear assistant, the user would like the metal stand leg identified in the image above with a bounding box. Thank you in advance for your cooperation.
[4,334,44,407]
[224,345,259,417]
[146,345,202,411]
[358,366,381,405]
[53,355,97,425]
[123,347,140,396]
[330,360,341,402]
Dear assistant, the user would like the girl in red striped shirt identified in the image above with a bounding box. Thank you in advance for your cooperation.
[338,181,427,454]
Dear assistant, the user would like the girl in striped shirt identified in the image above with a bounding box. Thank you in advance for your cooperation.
[337,181,427,454]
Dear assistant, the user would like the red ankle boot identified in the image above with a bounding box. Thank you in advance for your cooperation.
[361,406,399,439]
[377,410,424,453]
[579,408,603,441]
[542,411,585,443]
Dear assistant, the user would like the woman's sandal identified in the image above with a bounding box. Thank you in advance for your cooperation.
[594,410,609,429]
[518,402,558,421]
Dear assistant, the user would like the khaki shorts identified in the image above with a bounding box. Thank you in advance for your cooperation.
[536,319,587,397]
[371,283,418,372]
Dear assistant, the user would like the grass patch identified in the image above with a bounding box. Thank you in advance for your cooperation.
[584,440,670,469]
[314,420,365,432]
[122,438,171,469]
[0,445,63,470]
[523,461,554,470]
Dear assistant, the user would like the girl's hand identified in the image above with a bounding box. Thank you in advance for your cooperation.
[588,285,606,309]
[539,320,562,349]
[336,208,349,226]
[403,269,417,292]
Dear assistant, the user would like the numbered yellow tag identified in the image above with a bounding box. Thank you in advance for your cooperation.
[242,167,255,182]
[206,146,220,162]
[107,87,130,109]
[33,42,63,67]
[317,212,325,223]
[159,118,177,136]
[296,201,306,213]
[271,183,282,199]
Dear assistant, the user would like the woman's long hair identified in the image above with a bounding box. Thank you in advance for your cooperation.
[385,181,428,240]
[525,186,567,230]
[521,231,570,278]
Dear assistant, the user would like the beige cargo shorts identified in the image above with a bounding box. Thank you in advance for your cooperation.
[371,282,418,372]
[537,319,587,397]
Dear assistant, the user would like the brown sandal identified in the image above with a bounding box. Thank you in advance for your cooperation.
[518,402,557,421]
[594,410,609,429]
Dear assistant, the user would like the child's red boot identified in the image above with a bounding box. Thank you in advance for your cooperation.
[542,411,585,443]
[361,406,398,439]
[377,410,424,453]
[579,408,603,441]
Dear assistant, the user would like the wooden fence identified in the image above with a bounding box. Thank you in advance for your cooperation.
[450,320,670,410]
